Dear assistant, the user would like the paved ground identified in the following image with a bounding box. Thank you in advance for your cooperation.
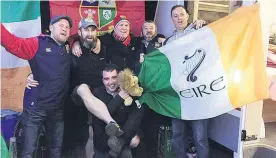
[62,139,233,158]
[61,123,276,158]
[243,122,276,158]
[260,122,276,148]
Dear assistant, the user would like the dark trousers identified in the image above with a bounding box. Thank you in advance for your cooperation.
[132,141,147,158]
[93,148,109,158]
[141,106,171,158]
[63,95,88,151]
[93,141,147,158]
[171,118,209,158]
[20,106,64,158]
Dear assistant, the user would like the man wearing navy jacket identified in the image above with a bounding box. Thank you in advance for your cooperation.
[1,15,72,158]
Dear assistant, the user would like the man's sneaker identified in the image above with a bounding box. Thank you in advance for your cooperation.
[187,141,197,158]
[186,153,197,158]
[105,122,124,137]
[107,136,125,156]
[118,146,133,158]
[71,85,84,106]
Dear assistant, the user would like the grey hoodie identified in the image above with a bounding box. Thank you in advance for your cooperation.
[165,23,197,44]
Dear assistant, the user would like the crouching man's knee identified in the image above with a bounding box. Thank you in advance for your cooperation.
[77,84,91,96]
[71,83,91,106]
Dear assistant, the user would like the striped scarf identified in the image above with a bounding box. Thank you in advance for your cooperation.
[113,32,131,46]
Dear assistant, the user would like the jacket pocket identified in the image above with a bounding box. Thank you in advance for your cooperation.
[23,86,42,108]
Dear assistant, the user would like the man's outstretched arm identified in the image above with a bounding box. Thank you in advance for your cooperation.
[1,24,38,60]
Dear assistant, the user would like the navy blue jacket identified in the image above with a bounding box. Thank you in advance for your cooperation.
[24,36,71,110]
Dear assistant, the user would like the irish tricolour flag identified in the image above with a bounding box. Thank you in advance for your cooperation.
[139,4,269,120]
[1,1,41,111]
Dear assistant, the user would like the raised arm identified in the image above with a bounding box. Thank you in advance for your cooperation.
[267,50,276,64]
[1,24,38,60]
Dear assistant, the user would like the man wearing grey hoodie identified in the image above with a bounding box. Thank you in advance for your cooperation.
[164,5,209,158]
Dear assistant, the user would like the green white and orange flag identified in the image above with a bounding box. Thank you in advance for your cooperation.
[1,1,41,111]
[139,4,269,120]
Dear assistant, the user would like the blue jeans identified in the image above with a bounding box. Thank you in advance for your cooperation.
[171,118,209,158]
[20,105,64,158]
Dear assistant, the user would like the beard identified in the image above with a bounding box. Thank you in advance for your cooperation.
[80,36,97,49]
[143,32,156,41]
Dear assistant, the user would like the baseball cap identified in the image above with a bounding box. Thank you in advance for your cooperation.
[50,15,73,28]
[78,18,98,29]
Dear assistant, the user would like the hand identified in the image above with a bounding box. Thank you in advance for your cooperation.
[72,41,82,57]
[158,37,166,44]
[26,74,39,89]
[267,50,276,64]
[130,135,140,148]
[92,38,101,54]
[194,20,206,29]
[139,53,145,63]
[118,89,130,100]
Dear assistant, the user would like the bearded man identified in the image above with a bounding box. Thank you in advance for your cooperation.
[139,20,165,54]
[135,20,166,73]
[72,15,141,72]
[69,18,125,157]
[27,18,124,157]
[70,15,142,156]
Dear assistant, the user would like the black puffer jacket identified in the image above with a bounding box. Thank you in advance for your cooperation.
[98,32,141,71]
[137,33,165,54]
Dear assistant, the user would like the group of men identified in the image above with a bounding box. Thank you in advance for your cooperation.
[1,4,276,158]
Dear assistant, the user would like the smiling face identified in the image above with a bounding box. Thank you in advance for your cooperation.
[114,21,130,38]
[171,7,189,31]
[103,69,119,93]
[78,26,97,48]
[142,22,157,41]
[49,19,70,44]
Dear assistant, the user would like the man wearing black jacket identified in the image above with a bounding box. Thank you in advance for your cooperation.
[139,20,165,53]
[69,18,124,136]
[136,20,171,158]
[72,15,141,72]
[98,15,141,71]
[68,17,106,157]
[91,64,145,158]
[135,20,165,73]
